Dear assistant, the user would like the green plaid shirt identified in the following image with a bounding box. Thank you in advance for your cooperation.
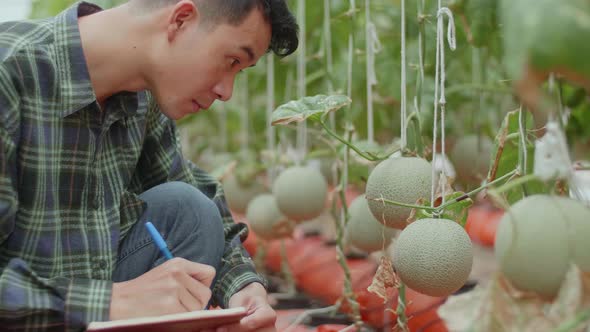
[0,2,264,331]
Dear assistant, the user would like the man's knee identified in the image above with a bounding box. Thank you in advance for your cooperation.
[140,181,224,240]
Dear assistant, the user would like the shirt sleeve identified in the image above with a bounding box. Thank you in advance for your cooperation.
[134,96,266,308]
[0,65,112,331]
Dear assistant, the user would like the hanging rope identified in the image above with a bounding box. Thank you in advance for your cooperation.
[218,103,227,152]
[430,3,457,207]
[240,73,250,154]
[324,0,336,128]
[411,0,426,119]
[296,0,307,163]
[400,0,407,149]
[267,55,276,184]
[365,0,381,144]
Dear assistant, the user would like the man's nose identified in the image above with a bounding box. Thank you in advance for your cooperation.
[213,75,235,102]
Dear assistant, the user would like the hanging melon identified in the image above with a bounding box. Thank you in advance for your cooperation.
[246,194,293,240]
[365,157,432,229]
[223,174,267,214]
[345,196,397,253]
[272,166,328,222]
[394,218,473,297]
[450,135,493,188]
[495,195,590,298]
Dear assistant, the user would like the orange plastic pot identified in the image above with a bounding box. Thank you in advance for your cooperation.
[465,205,503,247]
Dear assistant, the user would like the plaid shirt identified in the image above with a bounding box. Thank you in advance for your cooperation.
[0,2,263,331]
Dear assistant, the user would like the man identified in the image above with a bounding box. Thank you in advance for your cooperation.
[0,0,298,331]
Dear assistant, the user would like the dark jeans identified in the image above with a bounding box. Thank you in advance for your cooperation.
[111,182,225,299]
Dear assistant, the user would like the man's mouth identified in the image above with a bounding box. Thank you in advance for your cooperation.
[192,100,202,113]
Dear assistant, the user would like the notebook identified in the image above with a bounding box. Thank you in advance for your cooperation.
[86,307,247,332]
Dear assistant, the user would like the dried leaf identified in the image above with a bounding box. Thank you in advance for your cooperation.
[438,265,590,331]
[367,255,397,302]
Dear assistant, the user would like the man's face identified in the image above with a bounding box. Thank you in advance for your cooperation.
[148,2,271,120]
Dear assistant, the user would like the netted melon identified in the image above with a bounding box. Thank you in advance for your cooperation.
[223,174,267,214]
[394,218,473,297]
[246,194,293,240]
[450,135,493,188]
[495,195,590,298]
[345,196,397,253]
[365,157,432,229]
[272,166,327,222]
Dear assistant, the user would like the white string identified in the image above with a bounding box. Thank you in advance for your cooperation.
[365,0,381,144]
[518,104,527,175]
[267,55,276,184]
[240,73,249,154]
[296,0,307,163]
[400,0,407,149]
[218,102,227,152]
[341,0,355,229]
[430,5,457,207]
[324,0,335,128]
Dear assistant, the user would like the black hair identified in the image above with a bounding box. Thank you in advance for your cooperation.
[136,0,299,57]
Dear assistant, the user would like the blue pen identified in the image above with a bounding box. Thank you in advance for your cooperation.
[145,221,174,260]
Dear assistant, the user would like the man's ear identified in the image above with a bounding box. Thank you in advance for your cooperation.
[167,0,200,42]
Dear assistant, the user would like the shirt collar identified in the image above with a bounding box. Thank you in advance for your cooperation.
[53,1,147,118]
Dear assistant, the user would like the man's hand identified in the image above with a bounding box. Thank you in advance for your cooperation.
[109,258,216,320]
[207,282,276,332]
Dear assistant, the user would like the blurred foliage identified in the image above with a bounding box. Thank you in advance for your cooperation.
[29,0,590,180]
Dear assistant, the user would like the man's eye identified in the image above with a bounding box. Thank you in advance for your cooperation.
[231,59,241,67]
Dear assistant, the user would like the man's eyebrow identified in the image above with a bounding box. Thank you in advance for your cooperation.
[240,46,255,63]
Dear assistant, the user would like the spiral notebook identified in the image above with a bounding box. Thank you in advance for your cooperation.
[86,307,247,332]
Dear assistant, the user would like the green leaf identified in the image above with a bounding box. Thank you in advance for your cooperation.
[415,192,474,227]
[441,192,474,227]
[465,0,498,47]
[488,110,548,204]
[501,0,590,84]
[271,94,352,125]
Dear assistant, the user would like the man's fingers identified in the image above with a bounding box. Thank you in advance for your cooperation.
[216,306,276,332]
[240,305,276,329]
[178,287,203,311]
[181,259,216,287]
[178,271,212,309]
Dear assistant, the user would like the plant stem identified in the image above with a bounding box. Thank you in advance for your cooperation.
[553,308,590,332]
[365,196,438,212]
[280,240,296,294]
[437,169,518,211]
[333,128,361,326]
[396,282,409,332]
[488,173,539,196]
[320,119,395,161]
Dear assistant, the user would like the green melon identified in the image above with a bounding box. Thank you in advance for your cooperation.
[450,135,493,188]
[394,218,473,297]
[272,166,327,222]
[223,174,267,214]
[345,196,397,253]
[246,194,292,240]
[365,157,432,229]
[495,195,590,298]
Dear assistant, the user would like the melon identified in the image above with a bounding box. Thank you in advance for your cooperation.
[495,195,590,298]
[246,194,292,240]
[345,196,397,253]
[365,157,432,229]
[223,174,267,214]
[450,135,493,188]
[393,218,473,297]
[272,166,328,222]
